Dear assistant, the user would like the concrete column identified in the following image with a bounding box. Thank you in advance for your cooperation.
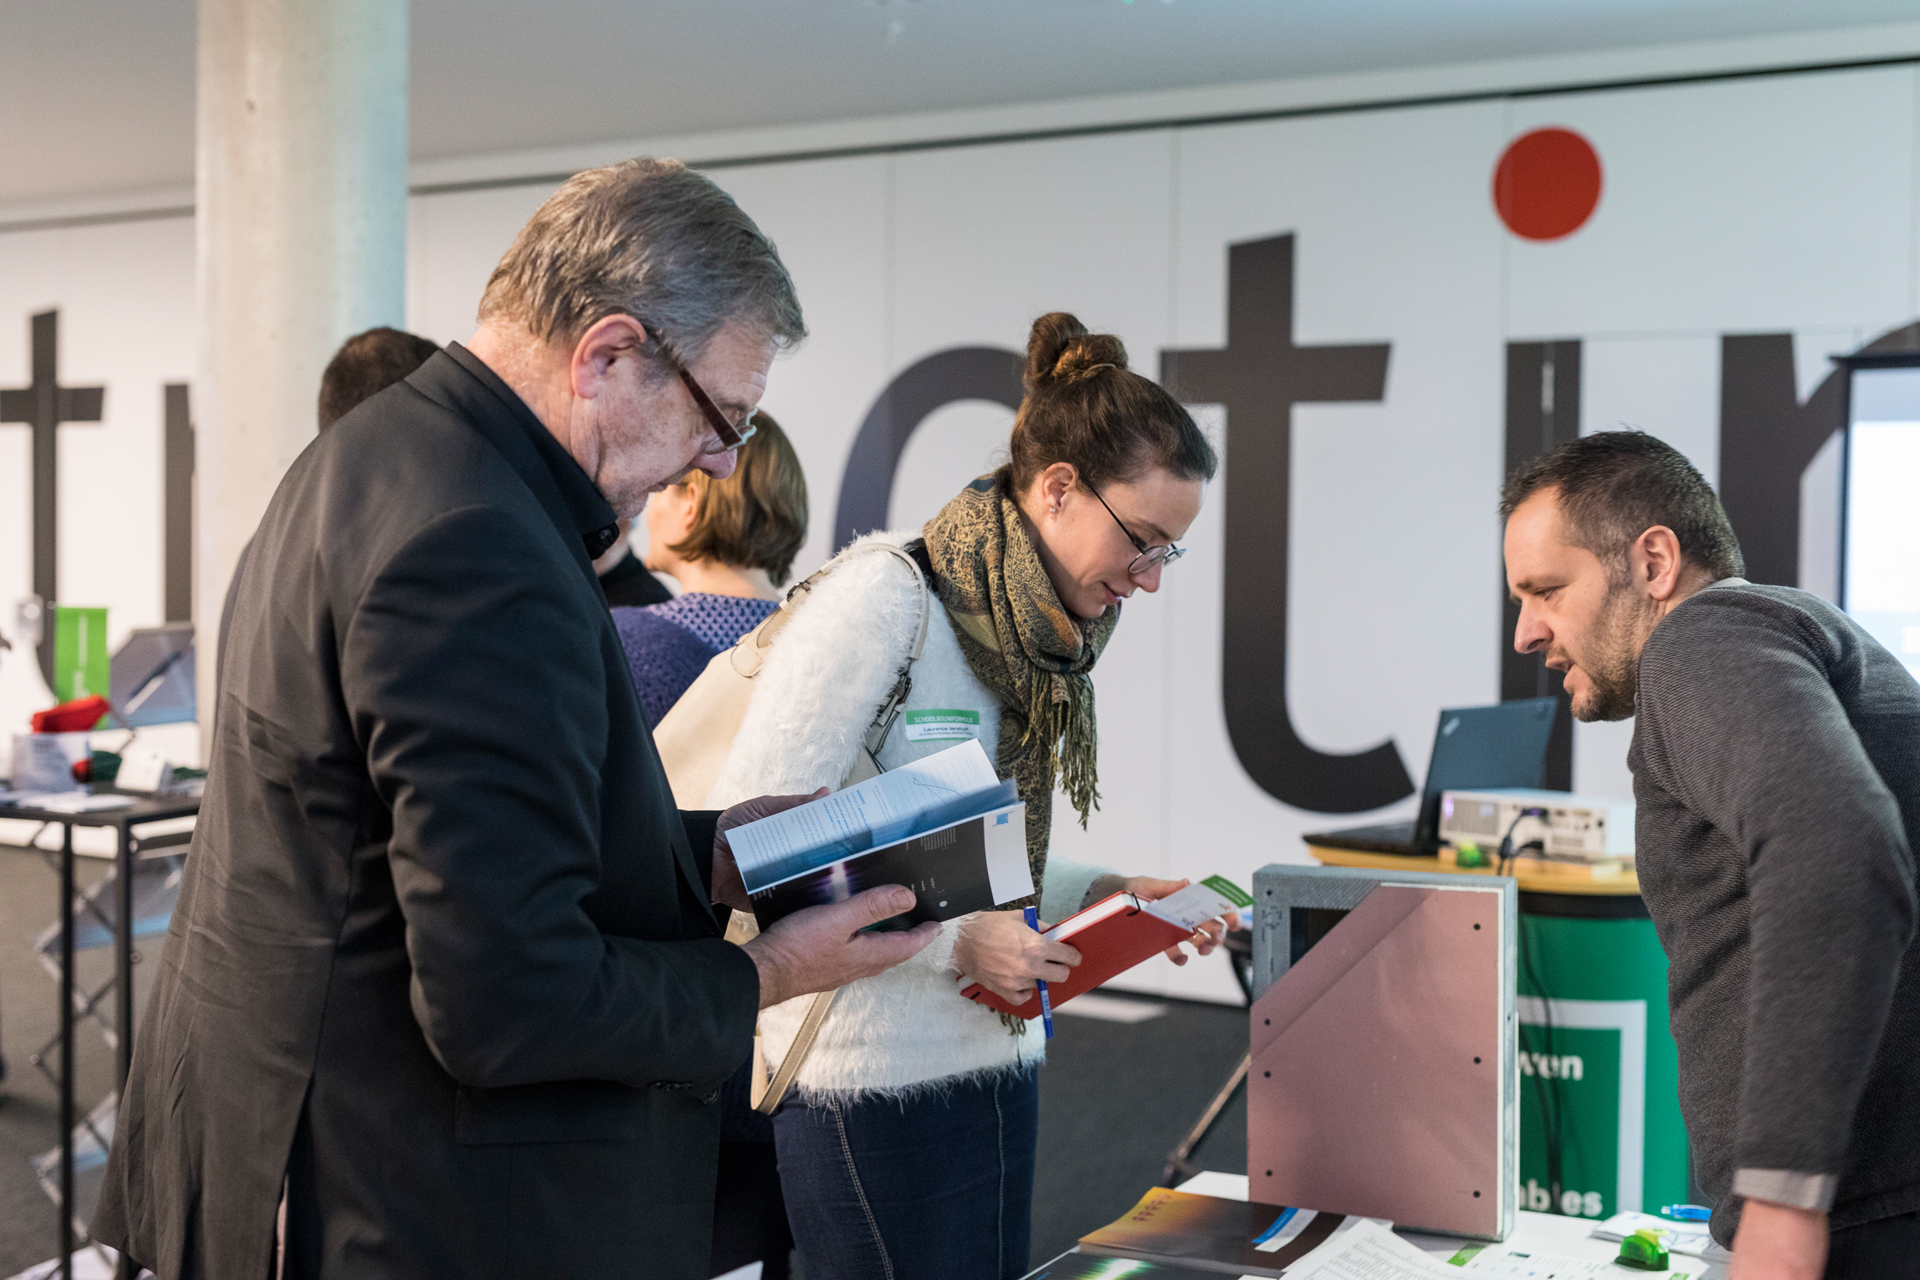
[195,0,408,731]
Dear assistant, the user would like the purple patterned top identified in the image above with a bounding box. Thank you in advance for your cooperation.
[648,592,781,653]
[611,593,780,728]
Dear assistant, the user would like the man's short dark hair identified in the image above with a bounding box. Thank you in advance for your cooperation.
[318,327,442,431]
[1500,431,1744,580]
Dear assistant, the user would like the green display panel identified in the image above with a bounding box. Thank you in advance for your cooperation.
[1516,910,1689,1222]
[53,606,109,705]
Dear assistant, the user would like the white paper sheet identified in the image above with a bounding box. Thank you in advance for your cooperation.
[1283,1219,1461,1279]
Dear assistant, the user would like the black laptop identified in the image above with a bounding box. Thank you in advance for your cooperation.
[1304,697,1559,857]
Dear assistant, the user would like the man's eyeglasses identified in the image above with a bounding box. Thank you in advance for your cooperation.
[1086,483,1186,576]
[654,335,758,455]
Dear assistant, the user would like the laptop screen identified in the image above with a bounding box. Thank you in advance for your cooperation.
[1414,697,1559,849]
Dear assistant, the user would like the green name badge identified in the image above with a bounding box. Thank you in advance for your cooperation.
[902,709,981,743]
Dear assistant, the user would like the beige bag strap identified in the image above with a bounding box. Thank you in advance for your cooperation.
[725,909,843,1114]
[753,989,838,1114]
[720,543,933,1112]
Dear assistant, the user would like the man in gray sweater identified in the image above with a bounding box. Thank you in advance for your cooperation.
[1500,432,1920,1279]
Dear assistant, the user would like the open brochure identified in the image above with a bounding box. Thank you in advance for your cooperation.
[725,740,1033,930]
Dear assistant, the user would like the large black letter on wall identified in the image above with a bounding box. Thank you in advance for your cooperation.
[1718,323,1919,590]
[0,310,105,688]
[164,383,194,622]
[835,347,1025,550]
[1501,341,1580,791]
[1162,234,1410,814]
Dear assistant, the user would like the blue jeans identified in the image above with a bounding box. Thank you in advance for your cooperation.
[771,1067,1039,1280]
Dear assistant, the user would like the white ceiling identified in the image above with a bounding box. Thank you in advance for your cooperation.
[5,0,1919,209]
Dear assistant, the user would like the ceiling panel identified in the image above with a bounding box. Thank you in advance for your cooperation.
[4,0,1918,208]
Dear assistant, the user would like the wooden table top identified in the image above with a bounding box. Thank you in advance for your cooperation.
[1305,842,1641,897]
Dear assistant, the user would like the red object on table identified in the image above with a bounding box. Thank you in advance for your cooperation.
[959,892,1192,1020]
[31,694,111,733]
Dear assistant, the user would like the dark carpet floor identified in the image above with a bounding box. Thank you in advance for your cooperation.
[1030,995,1250,1265]
[0,838,1251,1277]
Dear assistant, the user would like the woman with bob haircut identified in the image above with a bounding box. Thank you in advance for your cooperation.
[703,312,1231,1280]
[613,411,808,727]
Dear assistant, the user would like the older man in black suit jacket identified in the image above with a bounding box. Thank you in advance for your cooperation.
[94,159,934,1279]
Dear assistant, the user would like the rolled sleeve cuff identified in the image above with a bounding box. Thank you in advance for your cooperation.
[1733,1168,1837,1212]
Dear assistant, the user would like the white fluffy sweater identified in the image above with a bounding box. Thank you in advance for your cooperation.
[704,531,1112,1099]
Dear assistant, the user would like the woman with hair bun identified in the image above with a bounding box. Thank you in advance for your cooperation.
[704,312,1228,1279]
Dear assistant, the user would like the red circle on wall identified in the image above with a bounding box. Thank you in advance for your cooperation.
[1493,128,1603,241]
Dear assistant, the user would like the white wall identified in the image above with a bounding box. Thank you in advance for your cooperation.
[4,52,1917,996]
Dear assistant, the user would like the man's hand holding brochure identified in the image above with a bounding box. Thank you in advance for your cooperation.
[711,790,941,1010]
[719,740,1033,931]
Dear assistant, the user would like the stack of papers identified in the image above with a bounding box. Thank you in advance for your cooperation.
[1,790,135,813]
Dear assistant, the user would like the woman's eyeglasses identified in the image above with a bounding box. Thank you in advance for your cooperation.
[653,335,758,455]
[1086,483,1186,576]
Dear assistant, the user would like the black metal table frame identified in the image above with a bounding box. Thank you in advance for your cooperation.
[2,793,198,1280]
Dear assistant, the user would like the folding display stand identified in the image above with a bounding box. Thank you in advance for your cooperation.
[1,793,197,1280]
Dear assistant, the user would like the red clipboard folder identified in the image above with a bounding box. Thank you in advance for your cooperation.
[959,892,1193,1020]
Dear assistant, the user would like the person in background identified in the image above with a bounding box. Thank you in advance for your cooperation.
[1501,432,1920,1280]
[702,312,1233,1280]
[614,410,808,727]
[315,327,443,431]
[593,517,674,607]
[217,327,442,676]
[609,410,807,1278]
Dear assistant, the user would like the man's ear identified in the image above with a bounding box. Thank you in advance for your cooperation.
[569,315,650,400]
[1633,524,1686,601]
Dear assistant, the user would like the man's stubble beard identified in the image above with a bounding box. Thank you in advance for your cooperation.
[1567,583,1655,723]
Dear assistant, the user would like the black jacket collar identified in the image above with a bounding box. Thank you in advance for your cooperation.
[439,343,622,561]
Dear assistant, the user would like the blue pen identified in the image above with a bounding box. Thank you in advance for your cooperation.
[1024,905,1054,1039]
[1661,1204,1712,1222]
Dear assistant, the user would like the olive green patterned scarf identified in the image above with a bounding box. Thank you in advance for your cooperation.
[922,469,1119,906]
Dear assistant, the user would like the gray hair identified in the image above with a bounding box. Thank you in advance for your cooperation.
[477,158,806,363]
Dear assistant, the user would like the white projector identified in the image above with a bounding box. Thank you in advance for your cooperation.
[1438,788,1635,861]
